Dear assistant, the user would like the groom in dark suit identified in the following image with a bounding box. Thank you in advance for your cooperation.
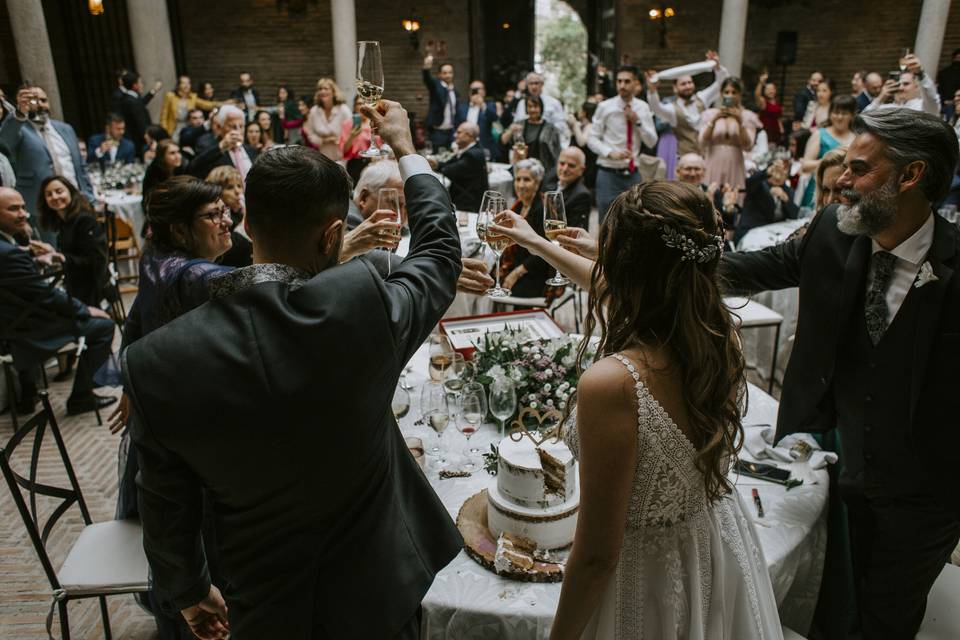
[721,108,960,639]
[123,101,463,639]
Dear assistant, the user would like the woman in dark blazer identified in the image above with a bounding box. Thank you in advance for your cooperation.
[37,175,111,307]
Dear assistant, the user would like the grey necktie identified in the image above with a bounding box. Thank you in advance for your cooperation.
[37,124,64,177]
[864,251,897,344]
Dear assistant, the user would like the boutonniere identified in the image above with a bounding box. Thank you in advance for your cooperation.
[914,261,939,288]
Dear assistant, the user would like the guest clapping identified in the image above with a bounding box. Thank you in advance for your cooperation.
[37,176,111,307]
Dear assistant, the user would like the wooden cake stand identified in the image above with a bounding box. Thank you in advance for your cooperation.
[456,490,566,583]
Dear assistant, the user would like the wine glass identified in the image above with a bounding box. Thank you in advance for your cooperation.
[377,187,401,275]
[899,48,912,73]
[421,381,450,467]
[489,376,517,439]
[443,353,467,396]
[543,190,570,286]
[459,381,487,456]
[392,382,410,422]
[428,334,455,382]
[356,41,385,158]
[479,194,511,298]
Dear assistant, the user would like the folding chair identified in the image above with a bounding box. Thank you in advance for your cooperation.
[0,392,149,639]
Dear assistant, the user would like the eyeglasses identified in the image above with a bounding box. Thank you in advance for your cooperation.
[196,206,232,225]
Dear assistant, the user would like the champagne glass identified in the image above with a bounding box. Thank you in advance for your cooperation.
[392,382,410,422]
[479,194,511,297]
[356,40,385,158]
[899,48,911,73]
[421,381,450,466]
[489,376,517,439]
[377,187,401,276]
[543,190,570,286]
[460,381,487,456]
[512,127,527,160]
[428,334,455,382]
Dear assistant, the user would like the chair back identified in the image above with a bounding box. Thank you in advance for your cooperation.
[0,392,92,590]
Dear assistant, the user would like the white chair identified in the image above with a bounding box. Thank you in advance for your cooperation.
[0,392,149,639]
[917,563,960,639]
[726,296,784,393]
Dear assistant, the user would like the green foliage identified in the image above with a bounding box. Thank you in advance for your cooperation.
[536,13,587,110]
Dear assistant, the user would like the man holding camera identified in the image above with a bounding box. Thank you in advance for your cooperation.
[864,54,940,116]
[455,80,499,161]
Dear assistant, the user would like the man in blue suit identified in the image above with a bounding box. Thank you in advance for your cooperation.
[456,80,500,161]
[0,85,94,238]
[87,113,136,165]
[422,54,459,150]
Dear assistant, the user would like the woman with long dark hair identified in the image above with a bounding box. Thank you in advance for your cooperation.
[37,175,111,307]
[142,139,187,199]
[490,181,783,639]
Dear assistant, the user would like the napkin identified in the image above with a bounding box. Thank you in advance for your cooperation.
[742,424,837,470]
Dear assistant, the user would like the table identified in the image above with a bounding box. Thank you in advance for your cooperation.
[101,191,145,238]
[737,219,807,383]
[487,162,515,204]
[399,342,828,638]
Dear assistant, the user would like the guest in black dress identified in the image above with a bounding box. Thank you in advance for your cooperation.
[37,175,111,307]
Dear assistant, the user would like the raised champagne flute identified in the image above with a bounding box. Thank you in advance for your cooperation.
[489,376,517,439]
[543,190,571,286]
[356,40,385,158]
[377,187,401,275]
[480,194,511,297]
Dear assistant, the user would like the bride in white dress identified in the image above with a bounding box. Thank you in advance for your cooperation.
[490,181,784,639]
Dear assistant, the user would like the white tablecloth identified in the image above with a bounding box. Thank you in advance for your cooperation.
[736,219,806,383]
[101,191,145,237]
[399,342,828,638]
[487,162,514,205]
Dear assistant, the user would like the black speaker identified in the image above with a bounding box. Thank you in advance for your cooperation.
[775,31,797,66]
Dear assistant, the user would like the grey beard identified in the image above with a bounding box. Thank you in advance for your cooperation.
[836,177,899,237]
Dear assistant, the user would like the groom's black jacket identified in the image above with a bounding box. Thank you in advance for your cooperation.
[123,173,464,638]
[721,204,960,519]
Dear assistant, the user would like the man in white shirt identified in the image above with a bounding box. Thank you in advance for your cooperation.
[422,55,459,150]
[510,72,570,147]
[587,65,658,220]
[864,54,940,116]
[645,52,727,156]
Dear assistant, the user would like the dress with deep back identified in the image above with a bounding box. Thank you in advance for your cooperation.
[563,354,784,639]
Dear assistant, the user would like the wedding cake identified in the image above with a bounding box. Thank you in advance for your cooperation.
[487,434,579,551]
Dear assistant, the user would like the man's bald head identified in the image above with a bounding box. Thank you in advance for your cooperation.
[454,121,479,149]
[557,146,586,187]
[0,187,31,238]
[676,153,706,185]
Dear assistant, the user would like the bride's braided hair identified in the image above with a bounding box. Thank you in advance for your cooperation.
[575,181,745,502]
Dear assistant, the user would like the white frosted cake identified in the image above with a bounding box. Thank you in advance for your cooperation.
[487,434,579,550]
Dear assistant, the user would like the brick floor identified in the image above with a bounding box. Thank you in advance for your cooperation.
[1,355,158,640]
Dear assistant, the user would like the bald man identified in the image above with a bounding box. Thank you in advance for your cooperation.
[0,186,116,416]
[676,153,707,187]
[431,121,489,211]
[555,147,592,229]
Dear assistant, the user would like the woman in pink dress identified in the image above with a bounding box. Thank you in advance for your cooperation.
[303,77,352,161]
[699,77,760,192]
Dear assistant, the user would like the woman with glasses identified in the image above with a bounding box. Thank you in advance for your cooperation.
[110,175,234,638]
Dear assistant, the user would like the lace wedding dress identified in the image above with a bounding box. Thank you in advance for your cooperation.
[564,354,784,639]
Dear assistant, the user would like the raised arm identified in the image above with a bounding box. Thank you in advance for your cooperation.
[361,101,462,366]
[490,211,596,289]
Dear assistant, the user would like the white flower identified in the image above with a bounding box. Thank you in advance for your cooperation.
[529,401,538,409]
[558,401,567,410]
[544,368,554,377]
[486,365,506,380]
[914,261,939,288]
[528,393,538,403]
[543,383,552,393]
[546,399,554,407]
[510,367,525,381]
[561,356,575,368]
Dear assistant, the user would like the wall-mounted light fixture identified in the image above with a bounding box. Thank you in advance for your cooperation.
[648,5,676,48]
[89,0,104,16]
[402,9,422,49]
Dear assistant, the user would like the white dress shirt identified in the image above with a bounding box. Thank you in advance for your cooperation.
[512,94,570,147]
[587,95,658,169]
[863,75,941,116]
[867,213,934,322]
[33,121,78,189]
[94,137,120,163]
[466,104,481,125]
[648,65,729,128]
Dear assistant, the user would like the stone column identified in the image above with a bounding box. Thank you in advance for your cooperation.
[331,0,358,103]
[914,0,951,77]
[718,0,749,77]
[6,1,63,119]
[127,0,178,123]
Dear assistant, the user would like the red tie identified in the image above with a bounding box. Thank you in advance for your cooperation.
[625,111,635,173]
